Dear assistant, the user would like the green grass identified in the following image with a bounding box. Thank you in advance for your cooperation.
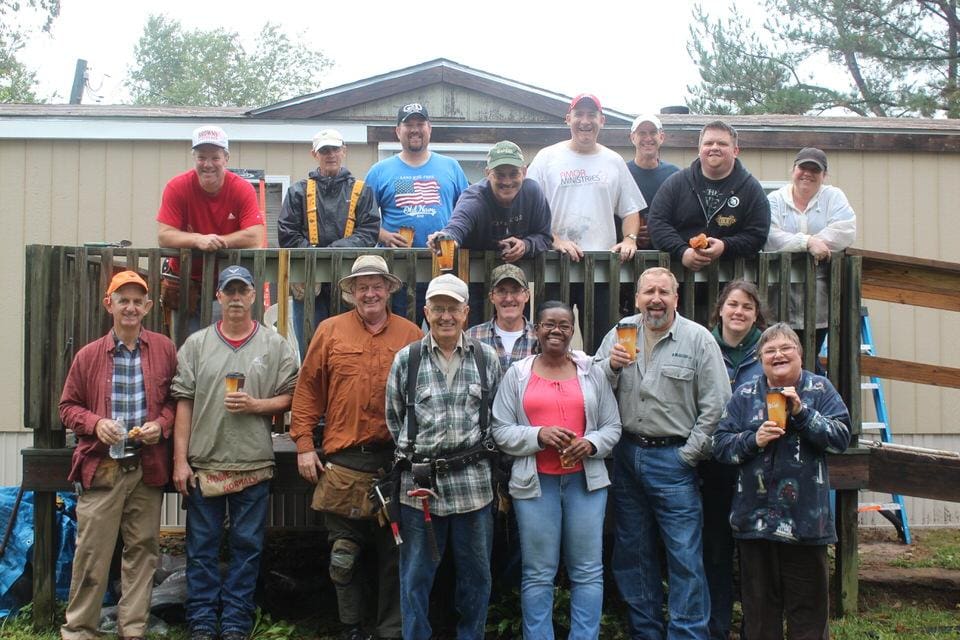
[891,530,960,571]
[831,604,960,639]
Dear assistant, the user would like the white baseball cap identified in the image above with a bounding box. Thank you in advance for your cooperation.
[192,125,229,150]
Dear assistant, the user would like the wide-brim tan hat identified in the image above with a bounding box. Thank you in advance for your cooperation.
[338,255,403,304]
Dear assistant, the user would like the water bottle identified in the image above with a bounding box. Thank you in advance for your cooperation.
[109,418,128,459]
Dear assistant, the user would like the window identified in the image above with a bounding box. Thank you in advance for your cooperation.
[231,168,290,247]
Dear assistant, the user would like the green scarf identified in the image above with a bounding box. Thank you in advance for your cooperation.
[712,325,761,373]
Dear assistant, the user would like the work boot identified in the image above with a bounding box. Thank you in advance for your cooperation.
[340,626,372,640]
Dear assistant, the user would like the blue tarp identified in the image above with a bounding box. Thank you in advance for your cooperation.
[0,487,78,618]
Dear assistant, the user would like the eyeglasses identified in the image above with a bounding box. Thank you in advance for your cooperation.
[538,321,574,333]
[760,344,798,358]
[492,288,527,299]
[427,304,464,316]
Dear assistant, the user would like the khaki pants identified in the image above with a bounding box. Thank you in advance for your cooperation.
[60,465,163,640]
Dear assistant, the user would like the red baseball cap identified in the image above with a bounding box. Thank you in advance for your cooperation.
[568,93,602,113]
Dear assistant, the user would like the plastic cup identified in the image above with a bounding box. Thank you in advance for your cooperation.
[559,449,577,469]
[438,237,456,271]
[398,227,415,246]
[225,372,246,394]
[766,389,788,429]
[616,322,639,360]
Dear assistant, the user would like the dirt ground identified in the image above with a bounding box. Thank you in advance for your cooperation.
[856,528,960,611]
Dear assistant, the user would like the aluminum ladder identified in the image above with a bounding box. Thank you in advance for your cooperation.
[857,307,912,544]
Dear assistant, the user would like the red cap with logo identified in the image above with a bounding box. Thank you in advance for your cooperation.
[568,93,602,113]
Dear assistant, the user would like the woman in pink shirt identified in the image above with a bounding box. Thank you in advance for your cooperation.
[492,301,622,639]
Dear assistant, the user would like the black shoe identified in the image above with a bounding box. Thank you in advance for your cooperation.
[340,627,372,640]
[190,630,217,640]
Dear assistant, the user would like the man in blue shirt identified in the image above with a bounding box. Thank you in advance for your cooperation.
[365,103,469,322]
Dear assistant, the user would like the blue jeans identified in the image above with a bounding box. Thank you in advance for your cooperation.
[399,503,493,640]
[514,472,607,640]
[185,479,270,636]
[612,442,710,640]
[291,293,329,359]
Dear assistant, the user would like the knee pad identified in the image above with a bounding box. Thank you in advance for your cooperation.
[328,538,361,586]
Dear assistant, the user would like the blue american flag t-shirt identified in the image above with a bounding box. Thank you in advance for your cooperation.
[394,177,441,207]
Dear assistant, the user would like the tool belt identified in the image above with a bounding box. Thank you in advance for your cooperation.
[312,461,381,520]
[401,439,498,489]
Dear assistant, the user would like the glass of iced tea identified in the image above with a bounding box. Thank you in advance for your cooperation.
[616,322,639,360]
[766,388,787,428]
[437,236,456,271]
[225,372,246,394]
[398,227,415,247]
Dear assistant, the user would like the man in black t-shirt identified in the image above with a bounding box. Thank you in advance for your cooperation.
[626,114,679,235]
[647,120,770,271]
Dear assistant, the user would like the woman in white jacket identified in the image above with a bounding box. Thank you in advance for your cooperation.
[492,301,622,640]
[766,147,856,358]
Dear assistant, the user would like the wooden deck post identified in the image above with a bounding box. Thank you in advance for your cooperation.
[834,254,862,617]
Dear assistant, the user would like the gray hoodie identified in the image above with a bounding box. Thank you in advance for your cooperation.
[492,351,622,499]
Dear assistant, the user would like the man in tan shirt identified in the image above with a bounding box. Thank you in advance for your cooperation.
[290,255,421,640]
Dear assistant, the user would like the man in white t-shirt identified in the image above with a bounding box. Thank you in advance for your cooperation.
[527,93,646,350]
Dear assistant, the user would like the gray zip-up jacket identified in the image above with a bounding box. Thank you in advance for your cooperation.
[492,351,622,499]
[594,313,730,467]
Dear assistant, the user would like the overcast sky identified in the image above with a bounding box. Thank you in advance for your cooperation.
[20,0,708,115]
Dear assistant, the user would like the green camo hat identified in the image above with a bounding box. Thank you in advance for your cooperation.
[486,141,524,169]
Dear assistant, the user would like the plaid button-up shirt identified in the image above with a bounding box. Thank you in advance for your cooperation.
[386,333,502,516]
[467,318,538,372]
[111,331,147,429]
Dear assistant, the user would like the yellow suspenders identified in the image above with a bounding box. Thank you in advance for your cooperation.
[305,178,365,245]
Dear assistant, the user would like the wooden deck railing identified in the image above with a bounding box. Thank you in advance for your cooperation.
[22,244,862,623]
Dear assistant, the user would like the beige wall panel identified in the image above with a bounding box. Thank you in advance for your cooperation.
[77,141,106,244]
[130,145,162,247]
[1,141,26,433]
[347,144,377,176]
[24,141,54,243]
[828,153,865,247]
[325,85,556,123]
[264,143,296,180]
[937,154,960,262]
[860,155,889,250]
[104,141,135,242]
[911,155,940,259]
[50,141,80,245]
[886,153,915,256]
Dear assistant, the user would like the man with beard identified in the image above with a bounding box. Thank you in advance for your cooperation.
[426,140,551,325]
[290,255,421,640]
[365,103,469,322]
[595,267,730,639]
[527,93,646,350]
[277,129,380,356]
[171,265,299,640]
[648,120,770,272]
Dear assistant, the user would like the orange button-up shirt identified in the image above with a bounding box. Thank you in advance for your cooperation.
[290,309,422,455]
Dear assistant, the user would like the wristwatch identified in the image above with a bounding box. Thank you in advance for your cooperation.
[626,233,639,242]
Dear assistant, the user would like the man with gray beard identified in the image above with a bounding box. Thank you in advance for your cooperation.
[594,267,730,639]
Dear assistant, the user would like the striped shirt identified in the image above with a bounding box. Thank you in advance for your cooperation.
[467,318,538,372]
[386,334,502,516]
[111,331,147,429]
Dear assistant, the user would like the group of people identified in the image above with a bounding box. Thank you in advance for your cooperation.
[57,93,859,640]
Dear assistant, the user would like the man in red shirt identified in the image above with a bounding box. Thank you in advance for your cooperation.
[59,271,178,640]
[156,126,265,329]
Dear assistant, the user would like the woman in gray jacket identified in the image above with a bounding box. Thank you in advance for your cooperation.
[492,301,622,640]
